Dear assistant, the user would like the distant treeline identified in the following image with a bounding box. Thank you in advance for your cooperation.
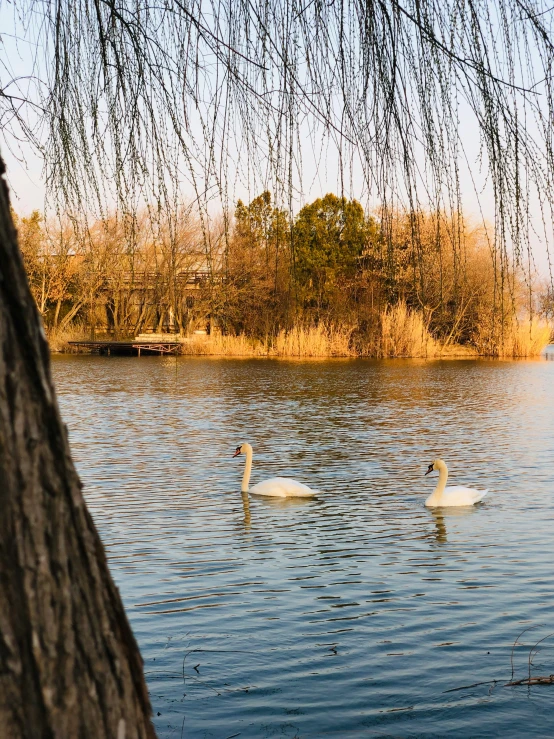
[13,193,552,357]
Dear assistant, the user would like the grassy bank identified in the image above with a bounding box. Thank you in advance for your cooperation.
[51,305,551,358]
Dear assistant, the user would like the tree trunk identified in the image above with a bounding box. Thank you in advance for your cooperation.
[0,160,155,736]
[53,298,62,330]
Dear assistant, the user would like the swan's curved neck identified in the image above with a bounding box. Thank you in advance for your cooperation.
[241,444,253,492]
[432,461,448,500]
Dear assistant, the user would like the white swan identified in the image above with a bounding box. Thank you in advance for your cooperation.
[233,443,318,497]
[424,459,488,507]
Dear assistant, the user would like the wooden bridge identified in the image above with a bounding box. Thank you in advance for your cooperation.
[69,333,185,356]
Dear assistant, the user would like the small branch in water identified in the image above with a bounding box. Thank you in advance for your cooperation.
[505,675,554,686]
[528,632,554,682]
[511,625,542,681]
[445,626,554,694]
[443,679,500,694]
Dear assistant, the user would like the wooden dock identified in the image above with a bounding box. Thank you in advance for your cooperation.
[69,335,184,356]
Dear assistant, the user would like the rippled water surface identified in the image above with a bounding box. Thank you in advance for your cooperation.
[52,354,554,738]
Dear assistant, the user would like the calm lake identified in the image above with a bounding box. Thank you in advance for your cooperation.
[52,354,554,738]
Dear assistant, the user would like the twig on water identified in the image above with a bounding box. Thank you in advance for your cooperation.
[505,674,554,686]
[445,626,554,694]
[443,679,500,694]
[528,632,554,682]
[510,625,542,681]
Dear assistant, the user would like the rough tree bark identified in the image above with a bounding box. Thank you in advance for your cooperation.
[0,157,155,736]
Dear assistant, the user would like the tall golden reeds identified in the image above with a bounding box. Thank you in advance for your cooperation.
[380,302,440,358]
[473,314,551,357]
[181,334,268,356]
[181,324,356,357]
[273,324,355,357]
[499,317,551,358]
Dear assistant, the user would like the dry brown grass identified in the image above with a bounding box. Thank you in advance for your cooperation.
[380,302,440,358]
[498,317,552,358]
[181,324,356,357]
[273,324,355,357]
[181,334,268,356]
[473,314,551,357]
[47,323,89,352]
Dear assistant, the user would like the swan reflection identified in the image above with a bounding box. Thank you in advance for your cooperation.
[239,490,315,529]
[428,505,480,544]
[241,492,251,527]
[255,494,317,509]
[430,509,448,543]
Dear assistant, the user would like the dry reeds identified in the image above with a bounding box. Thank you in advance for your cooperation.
[181,334,268,357]
[474,315,552,358]
[499,318,552,358]
[273,324,355,357]
[47,323,89,352]
[181,324,356,357]
[180,310,441,359]
[380,302,440,358]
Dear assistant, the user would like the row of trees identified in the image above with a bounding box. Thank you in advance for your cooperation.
[14,193,548,353]
[13,206,207,339]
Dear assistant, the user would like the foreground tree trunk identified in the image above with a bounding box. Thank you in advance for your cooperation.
[0,159,155,736]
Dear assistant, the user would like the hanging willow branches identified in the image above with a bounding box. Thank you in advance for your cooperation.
[1,0,554,296]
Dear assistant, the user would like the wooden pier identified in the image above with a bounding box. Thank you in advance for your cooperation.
[69,334,184,356]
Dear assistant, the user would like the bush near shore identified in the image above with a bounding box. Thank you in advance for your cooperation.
[13,195,553,358]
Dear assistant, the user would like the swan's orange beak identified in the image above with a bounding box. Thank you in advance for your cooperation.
[233,446,242,458]
[425,463,434,476]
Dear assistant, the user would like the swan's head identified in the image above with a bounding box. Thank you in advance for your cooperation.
[425,459,446,475]
[233,445,243,458]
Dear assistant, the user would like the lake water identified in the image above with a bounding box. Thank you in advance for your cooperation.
[52,354,554,738]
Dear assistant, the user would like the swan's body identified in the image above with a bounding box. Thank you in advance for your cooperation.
[425,459,488,507]
[234,443,317,498]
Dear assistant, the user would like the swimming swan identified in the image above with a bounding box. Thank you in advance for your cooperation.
[233,443,318,497]
[424,459,488,507]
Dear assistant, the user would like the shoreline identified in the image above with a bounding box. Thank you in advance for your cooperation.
[51,343,554,361]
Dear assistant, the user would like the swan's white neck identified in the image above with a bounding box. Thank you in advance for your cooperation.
[428,460,448,504]
[241,443,253,492]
